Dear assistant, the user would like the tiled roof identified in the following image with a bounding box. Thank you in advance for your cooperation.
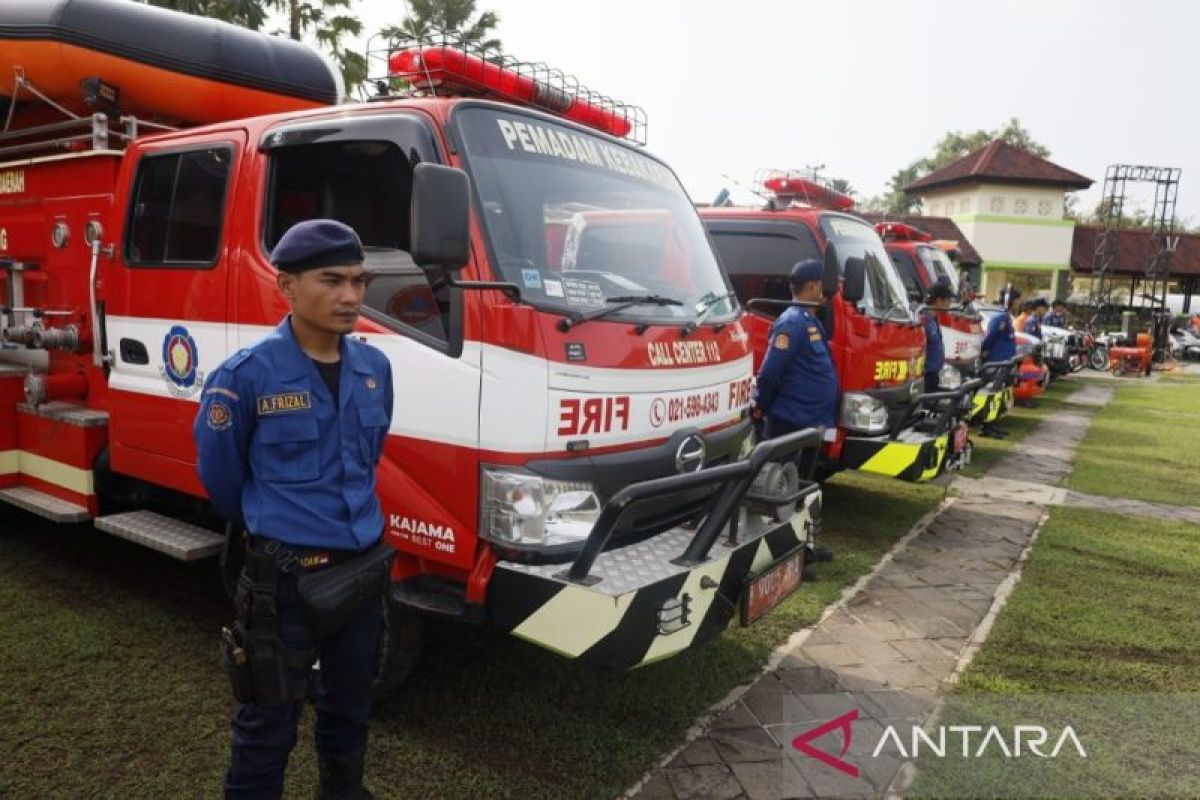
[905,140,1093,193]
[856,212,982,266]
[1071,226,1200,277]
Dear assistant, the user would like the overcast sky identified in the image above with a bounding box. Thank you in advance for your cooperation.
[332,0,1200,224]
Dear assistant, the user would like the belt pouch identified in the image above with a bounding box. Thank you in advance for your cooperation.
[295,541,394,638]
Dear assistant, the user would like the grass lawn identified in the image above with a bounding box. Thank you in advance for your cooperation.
[909,507,1200,798]
[1066,375,1200,506]
[957,376,1071,478]
[0,473,942,798]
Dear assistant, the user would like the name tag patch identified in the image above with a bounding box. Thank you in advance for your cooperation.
[257,391,312,415]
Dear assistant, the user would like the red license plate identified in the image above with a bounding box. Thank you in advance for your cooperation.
[953,423,969,453]
[742,548,804,626]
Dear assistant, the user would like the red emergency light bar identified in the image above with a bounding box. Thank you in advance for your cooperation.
[388,45,639,140]
[760,175,855,211]
[875,221,932,243]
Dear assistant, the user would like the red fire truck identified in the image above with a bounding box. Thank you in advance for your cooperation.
[0,3,823,679]
[876,222,1016,427]
[699,174,975,483]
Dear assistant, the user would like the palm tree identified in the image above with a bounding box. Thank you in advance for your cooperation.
[379,0,501,50]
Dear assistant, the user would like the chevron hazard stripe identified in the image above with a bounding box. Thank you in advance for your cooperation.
[840,430,949,482]
[969,386,1011,425]
[488,490,820,671]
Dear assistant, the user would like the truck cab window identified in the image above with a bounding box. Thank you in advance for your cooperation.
[264,139,451,345]
[127,147,231,266]
[888,249,924,295]
[709,229,821,305]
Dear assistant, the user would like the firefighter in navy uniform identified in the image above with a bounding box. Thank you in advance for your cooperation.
[921,281,954,392]
[979,287,1020,439]
[194,220,394,800]
[752,259,839,439]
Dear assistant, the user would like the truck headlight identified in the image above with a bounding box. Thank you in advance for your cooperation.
[938,364,963,390]
[841,392,889,434]
[480,467,602,550]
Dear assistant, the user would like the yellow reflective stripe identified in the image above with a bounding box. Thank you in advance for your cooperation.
[0,449,17,475]
[640,552,730,666]
[512,586,635,659]
[857,441,923,477]
[919,435,950,481]
[16,451,94,495]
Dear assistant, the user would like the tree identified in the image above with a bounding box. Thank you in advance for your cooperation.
[866,118,1050,215]
[266,1,364,98]
[379,0,501,50]
[827,178,857,199]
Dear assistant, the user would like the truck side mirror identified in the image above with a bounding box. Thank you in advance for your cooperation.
[843,257,867,304]
[410,163,470,272]
[821,244,839,298]
[907,287,923,303]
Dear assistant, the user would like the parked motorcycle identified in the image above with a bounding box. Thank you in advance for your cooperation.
[1169,327,1200,361]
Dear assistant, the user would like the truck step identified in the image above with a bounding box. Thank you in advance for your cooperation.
[0,486,91,523]
[94,511,223,562]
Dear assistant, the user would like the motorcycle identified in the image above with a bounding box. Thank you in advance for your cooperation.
[1169,327,1200,361]
[1041,325,1094,377]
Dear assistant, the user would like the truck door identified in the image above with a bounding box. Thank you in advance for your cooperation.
[104,131,245,495]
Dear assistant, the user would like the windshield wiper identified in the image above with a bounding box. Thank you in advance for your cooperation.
[880,299,912,325]
[682,291,739,337]
[557,294,683,332]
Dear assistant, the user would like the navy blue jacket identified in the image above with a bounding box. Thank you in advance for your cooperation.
[753,305,839,428]
[193,317,394,550]
[922,308,945,376]
[1043,310,1067,328]
[981,311,1017,363]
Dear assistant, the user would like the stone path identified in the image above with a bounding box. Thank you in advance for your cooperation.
[951,475,1200,526]
[628,384,1113,800]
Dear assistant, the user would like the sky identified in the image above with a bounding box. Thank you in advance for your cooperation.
[323,0,1200,224]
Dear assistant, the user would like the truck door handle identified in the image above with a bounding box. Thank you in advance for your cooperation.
[119,338,148,364]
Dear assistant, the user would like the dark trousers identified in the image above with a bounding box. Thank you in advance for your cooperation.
[924,371,940,393]
[225,570,382,799]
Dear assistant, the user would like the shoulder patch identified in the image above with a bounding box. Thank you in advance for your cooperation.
[207,401,233,431]
[774,332,790,350]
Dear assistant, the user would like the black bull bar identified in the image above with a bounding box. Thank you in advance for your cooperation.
[561,427,823,585]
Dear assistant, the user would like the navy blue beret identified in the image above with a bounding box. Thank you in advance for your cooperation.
[789,258,823,286]
[270,219,364,273]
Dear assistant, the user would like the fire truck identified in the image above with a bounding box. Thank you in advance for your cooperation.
[875,222,1016,427]
[699,174,976,483]
[0,1,823,680]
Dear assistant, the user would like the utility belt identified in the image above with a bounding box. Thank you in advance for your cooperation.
[219,535,394,706]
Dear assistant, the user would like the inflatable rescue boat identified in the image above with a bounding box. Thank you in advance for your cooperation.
[0,0,341,127]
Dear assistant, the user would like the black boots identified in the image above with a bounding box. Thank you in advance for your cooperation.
[317,749,374,800]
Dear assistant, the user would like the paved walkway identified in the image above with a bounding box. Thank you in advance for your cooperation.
[950,475,1200,525]
[629,384,1113,800]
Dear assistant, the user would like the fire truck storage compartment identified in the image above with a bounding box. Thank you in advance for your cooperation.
[0,0,339,127]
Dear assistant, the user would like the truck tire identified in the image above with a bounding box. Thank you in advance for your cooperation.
[371,598,423,705]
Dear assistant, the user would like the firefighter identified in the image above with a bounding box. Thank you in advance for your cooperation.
[921,281,954,392]
[194,219,393,800]
[979,287,1021,439]
[1023,297,1049,338]
[752,259,839,439]
[1044,299,1070,329]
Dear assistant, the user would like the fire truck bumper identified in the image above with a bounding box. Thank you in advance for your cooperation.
[486,429,823,671]
[969,385,1012,425]
[838,428,950,483]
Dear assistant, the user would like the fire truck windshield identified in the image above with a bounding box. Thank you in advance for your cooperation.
[455,106,736,325]
[916,245,960,293]
[819,215,914,323]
